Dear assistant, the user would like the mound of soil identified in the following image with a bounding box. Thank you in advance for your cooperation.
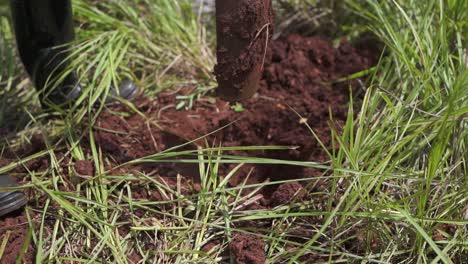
[0,34,374,263]
[128,34,372,194]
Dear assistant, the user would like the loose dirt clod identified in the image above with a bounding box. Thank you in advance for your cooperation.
[230,233,266,264]
[270,181,305,207]
[74,160,95,176]
[215,0,274,101]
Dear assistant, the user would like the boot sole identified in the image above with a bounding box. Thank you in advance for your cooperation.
[0,192,27,217]
[0,176,28,217]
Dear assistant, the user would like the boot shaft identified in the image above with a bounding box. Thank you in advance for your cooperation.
[10,0,79,106]
[10,0,74,73]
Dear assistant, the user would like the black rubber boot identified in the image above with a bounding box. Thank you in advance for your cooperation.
[105,80,139,104]
[10,0,138,109]
[0,176,27,217]
[10,0,80,107]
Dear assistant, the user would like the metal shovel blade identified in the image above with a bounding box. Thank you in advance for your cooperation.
[214,0,273,101]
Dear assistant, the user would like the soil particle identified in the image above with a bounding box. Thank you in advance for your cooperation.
[270,181,305,207]
[215,0,274,101]
[127,251,142,264]
[344,225,381,253]
[230,233,266,264]
[433,224,457,241]
[74,160,95,176]
[202,239,222,253]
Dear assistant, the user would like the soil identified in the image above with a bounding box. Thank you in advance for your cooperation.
[0,211,35,264]
[270,181,305,207]
[74,160,95,176]
[230,234,266,264]
[0,34,375,263]
[215,0,274,101]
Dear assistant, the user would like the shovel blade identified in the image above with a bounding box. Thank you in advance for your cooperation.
[214,0,273,101]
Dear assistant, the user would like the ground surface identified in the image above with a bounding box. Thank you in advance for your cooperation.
[0,34,375,263]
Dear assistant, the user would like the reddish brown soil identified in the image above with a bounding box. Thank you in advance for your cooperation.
[230,233,266,264]
[0,211,35,263]
[215,0,274,101]
[270,181,305,207]
[0,34,374,263]
[74,160,95,176]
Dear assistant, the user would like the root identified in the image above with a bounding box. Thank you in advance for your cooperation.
[248,23,271,71]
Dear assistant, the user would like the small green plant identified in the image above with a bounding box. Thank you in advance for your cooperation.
[231,103,245,113]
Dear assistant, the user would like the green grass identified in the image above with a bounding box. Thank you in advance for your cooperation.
[1,0,467,263]
[70,0,215,115]
[0,15,36,137]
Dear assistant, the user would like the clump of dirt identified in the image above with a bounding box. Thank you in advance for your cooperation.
[230,233,266,264]
[74,160,95,176]
[270,181,305,207]
[202,239,222,253]
[215,0,274,101]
